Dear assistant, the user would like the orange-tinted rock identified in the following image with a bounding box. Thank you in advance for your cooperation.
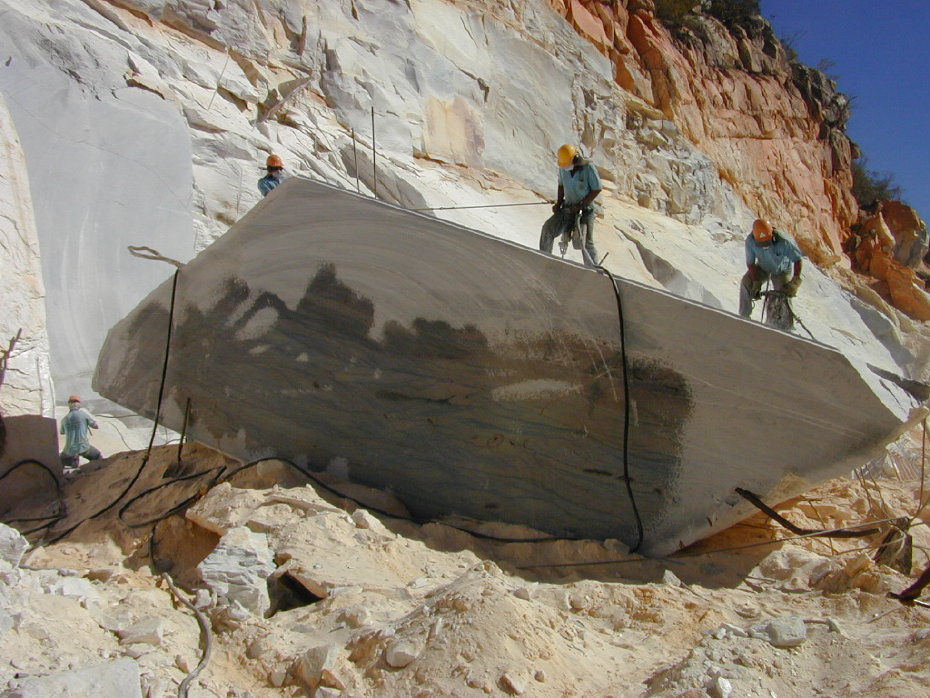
[546,1,860,268]
[860,208,895,253]
[883,201,925,235]
[876,253,930,322]
[852,216,930,321]
[569,0,609,50]
[880,200,929,268]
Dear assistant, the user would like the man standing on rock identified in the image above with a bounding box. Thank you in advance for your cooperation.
[539,144,602,268]
[739,219,804,318]
[59,394,101,471]
[258,153,287,197]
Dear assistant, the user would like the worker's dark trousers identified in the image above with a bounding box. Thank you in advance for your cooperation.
[738,270,789,317]
[539,208,598,267]
[60,445,102,469]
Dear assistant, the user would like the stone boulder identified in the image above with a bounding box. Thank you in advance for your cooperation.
[3,658,142,698]
[198,526,276,616]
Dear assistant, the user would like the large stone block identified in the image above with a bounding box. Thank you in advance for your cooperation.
[95,178,925,556]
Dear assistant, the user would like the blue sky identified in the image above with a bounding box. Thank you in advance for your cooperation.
[761,0,929,220]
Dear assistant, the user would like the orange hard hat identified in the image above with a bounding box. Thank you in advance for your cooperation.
[557,144,578,168]
[68,394,81,403]
[266,154,284,169]
[752,219,774,244]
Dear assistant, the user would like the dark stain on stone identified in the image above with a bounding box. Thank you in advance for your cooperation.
[102,262,695,544]
[583,468,613,477]
[375,390,453,404]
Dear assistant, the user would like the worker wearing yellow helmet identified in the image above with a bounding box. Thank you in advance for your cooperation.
[739,218,804,318]
[258,153,288,197]
[539,144,602,267]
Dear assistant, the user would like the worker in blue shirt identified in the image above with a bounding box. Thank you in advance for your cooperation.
[739,219,804,318]
[258,154,287,197]
[539,144,602,268]
[60,394,102,469]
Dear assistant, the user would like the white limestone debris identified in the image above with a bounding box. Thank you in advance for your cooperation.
[384,638,420,668]
[3,658,142,698]
[184,482,265,536]
[749,616,808,648]
[197,526,276,617]
[292,642,345,691]
[500,669,528,695]
[4,439,928,696]
[0,526,28,569]
[116,617,170,647]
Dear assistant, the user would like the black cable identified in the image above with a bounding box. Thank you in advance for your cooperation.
[163,570,213,697]
[736,487,881,538]
[0,459,67,534]
[409,201,550,212]
[517,516,906,570]
[47,268,181,544]
[118,465,227,529]
[177,397,192,464]
[125,456,572,544]
[595,265,645,553]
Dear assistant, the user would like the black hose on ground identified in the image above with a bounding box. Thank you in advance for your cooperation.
[0,458,67,535]
[47,268,181,544]
[161,572,213,698]
[735,487,881,538]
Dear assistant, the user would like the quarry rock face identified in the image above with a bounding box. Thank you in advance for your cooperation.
[549,0,859,265]
[0,0,195,402]
[0,1,926,404]
[0,0,842,402]
[0,95,53,417]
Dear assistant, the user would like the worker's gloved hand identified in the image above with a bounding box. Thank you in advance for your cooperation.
[751,289,762,301]
[783,276,802,297]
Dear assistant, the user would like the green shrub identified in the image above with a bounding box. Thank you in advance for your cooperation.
[704,0,761,30]
[852,157,904,208]
[654,0,696,25]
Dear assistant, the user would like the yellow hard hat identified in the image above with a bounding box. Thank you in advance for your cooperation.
[752,219,774,244]
[266,154,284,169]
[557,144,578,168]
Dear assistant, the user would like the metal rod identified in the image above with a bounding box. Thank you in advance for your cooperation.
[410,202,551,212]
[208,51,231,111]
[352,129,360,193]
[177,397,192,464]
[371,107,377,198]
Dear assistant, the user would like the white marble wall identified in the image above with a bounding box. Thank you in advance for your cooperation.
[0,1,195,403]
[0,0,926,407]
[0,94,53,417]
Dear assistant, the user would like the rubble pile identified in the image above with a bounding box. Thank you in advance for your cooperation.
[1,437,929,696]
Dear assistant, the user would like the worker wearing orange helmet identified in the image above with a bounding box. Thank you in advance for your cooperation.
[59,394,101,471]
[258,153,287,197]
[539,144,602,267]
[739,218,804,318]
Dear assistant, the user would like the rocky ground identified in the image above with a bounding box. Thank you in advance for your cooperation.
[2,431,930,697]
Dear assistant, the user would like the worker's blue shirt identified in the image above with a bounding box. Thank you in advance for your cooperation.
[745,230,802,275]
[60,407,98,456]
[258,173,287,197]
[559,162,601,206]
